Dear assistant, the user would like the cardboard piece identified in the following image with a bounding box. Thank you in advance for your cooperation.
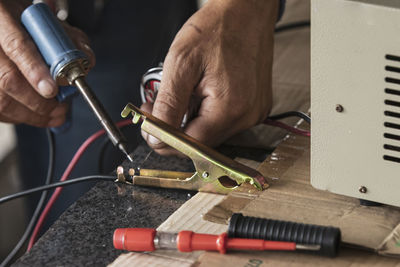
[109,132,400,266]
[196,249,400,267]
[205,124,400,258]
[110,252,193,267]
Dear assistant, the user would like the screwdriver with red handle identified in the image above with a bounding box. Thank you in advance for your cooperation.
[113,228,320,254]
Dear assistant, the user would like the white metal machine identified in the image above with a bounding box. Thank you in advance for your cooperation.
[311,0,400,207]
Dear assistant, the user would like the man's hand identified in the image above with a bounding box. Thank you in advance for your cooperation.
[0,0,95,127]
[141,0,278,155]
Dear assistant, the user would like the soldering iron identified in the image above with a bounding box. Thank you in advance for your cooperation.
[21,3,133,161]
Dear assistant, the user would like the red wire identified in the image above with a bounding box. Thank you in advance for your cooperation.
[27,119,132,250]
[263,119,310,137]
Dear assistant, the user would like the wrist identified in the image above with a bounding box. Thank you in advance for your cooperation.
[202,0,278,50]
[207,0,279,28]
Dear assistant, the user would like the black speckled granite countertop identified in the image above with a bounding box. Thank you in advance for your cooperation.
[13,143,268,266]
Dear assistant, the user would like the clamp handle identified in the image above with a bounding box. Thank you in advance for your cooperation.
[121,103,268,193]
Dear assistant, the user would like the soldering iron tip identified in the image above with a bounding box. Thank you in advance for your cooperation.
[118,143,133,162]
[126,153,134,162]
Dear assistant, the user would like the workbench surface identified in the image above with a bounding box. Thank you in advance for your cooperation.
[13,144,267,266]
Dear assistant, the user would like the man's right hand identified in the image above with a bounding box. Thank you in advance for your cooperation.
[0,0,95,127]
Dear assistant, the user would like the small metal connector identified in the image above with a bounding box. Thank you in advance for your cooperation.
[359,186,367,193]
[335,104,344,113]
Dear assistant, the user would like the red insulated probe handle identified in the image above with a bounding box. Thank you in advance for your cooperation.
[227,238,296,251]
[177,231,296,254]
[113,228,297,253]
[177,231,228,254]
[113,228,156,251]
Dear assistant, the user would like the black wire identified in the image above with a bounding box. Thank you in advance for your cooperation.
[0,175,116,206]
[268,111,311,124]
[1,129,55,267]
[275,20,310,33]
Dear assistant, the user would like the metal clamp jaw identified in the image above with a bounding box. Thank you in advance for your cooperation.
[121,103,268,194]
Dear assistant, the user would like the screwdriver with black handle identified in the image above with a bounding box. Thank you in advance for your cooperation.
[21,3,133,161]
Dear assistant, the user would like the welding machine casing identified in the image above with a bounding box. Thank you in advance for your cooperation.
[311,0,400,207]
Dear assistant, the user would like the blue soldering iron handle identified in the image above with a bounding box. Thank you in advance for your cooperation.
[21,3,88,133]
[21,3,87,81]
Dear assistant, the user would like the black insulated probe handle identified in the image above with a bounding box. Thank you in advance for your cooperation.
[228,213,341,257]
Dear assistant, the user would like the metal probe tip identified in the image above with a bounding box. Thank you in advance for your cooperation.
[126,153,134,162]
[295,244,321,251]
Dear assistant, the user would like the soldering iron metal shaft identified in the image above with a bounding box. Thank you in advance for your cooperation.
[73,77,133,161]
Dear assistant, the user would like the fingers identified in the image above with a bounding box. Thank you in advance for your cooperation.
[140,102,157,145]
[0,4,58,98]
[0,3,91,127]
[140,102,155,146]
[140,102,170,151]
[152,47,202,129]
[141,97,236,157]
[142,93,252,156]
[139,102,185,157]
[63,23,96,68]
[0,49,62,116]
[184,97,241,147]
[147,47,202,152]
[0,91,66,127]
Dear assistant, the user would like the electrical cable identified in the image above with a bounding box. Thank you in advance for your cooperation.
[1,129,55,267]
[268,111,311,124]
[27,119,132,250]
[264,119,310,137]
[0,176,116,205]
[275,20,310,33]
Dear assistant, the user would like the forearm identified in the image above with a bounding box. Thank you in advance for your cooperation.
[187,0,277,66]
[206,0,279,31]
